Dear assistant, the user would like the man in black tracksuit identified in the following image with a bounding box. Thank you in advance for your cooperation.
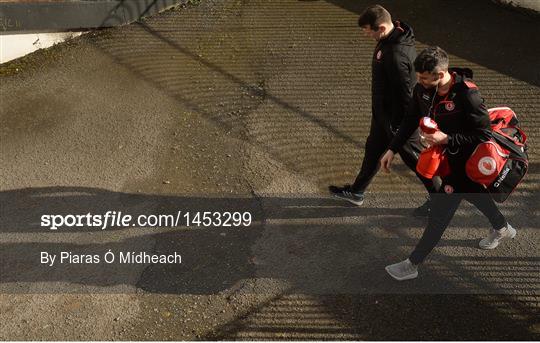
[381,46,516,281]
[329,5,438,215]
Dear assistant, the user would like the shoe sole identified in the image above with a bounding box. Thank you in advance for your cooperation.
[331,194,364,206]
[479,228,517,250]
[385,266,418,281]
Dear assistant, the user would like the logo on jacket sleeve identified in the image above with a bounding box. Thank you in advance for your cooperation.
[478,157,497,176]
[376,50,382,60]
[444,101,455,111]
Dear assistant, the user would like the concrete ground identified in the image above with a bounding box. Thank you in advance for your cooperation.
[0,0,539,340]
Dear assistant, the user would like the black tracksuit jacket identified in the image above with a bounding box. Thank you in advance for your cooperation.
[371,21,417,132]
[388,68,492,180]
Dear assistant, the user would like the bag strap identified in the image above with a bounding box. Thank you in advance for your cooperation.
[492,131,528,158]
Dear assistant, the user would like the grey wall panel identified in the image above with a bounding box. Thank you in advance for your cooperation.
[0,0,184,34]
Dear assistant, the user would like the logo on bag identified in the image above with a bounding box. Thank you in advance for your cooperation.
[493,166,511,188]
[376,50,382,60]
[445,101,455,111]
[478,157,497,176]
[444,184,454,194]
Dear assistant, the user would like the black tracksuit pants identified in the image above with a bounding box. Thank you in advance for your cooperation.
[409,175,507,265]
[351,117,438,194]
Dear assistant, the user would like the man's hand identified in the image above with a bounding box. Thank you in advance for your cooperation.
[423,131,448,146]
[380,150,395,173]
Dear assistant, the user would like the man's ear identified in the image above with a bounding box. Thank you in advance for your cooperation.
[438,71,445,80]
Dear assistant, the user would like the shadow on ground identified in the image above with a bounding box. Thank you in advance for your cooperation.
[324,0,540,86]
[0,186,538,293]
[207,292,540,340]
[1,186,539,339]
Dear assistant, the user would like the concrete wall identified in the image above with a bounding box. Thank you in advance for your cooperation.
[0,0,184,33]
[0,0,185,64]
[0,31,84,64]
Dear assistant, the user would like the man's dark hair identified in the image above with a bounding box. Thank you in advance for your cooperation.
[357,5,392,30]
[414,46,449,74]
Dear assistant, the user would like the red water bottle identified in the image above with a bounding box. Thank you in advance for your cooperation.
[419,116,438,134]
[416,116,450,178]
[419,117,438,148]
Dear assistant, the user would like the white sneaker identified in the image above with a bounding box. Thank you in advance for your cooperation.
[479,223,516,250]
[385,258,418,281]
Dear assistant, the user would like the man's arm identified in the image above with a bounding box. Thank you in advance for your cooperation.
[387,87,421,153]
[386,50,415,131]
[380,87,421,172]
[446,88,492,149]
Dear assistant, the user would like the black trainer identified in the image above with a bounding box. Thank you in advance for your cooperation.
[328,185,364,206]
[412,198,431,217]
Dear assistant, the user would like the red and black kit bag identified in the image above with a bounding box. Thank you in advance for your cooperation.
[466,107,529,203]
